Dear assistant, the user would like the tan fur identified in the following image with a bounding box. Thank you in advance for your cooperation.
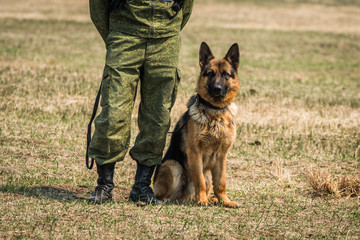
[154,43,240,208]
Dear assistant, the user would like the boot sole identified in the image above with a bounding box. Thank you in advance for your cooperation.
[129,194,162,206]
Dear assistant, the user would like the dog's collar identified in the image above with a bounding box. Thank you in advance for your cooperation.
[196,94,227,110]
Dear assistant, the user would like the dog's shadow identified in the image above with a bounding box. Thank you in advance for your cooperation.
[1,185,91,202]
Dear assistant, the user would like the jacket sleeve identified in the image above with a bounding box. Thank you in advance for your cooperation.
[89,0,111,42]
[181,0,194,30]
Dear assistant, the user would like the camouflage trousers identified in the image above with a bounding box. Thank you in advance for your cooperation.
[88,31,181,167]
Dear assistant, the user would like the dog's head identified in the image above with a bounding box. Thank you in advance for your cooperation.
[196,42,240,108]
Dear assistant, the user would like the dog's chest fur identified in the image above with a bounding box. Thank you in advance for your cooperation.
[187,102,238,149]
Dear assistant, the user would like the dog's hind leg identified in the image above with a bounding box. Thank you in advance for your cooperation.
[153,160,184,201]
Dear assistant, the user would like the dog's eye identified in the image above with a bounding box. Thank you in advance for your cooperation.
[207,70,215,77]
[222,71,230,78]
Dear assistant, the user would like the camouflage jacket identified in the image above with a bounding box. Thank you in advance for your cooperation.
[89,0,194,41]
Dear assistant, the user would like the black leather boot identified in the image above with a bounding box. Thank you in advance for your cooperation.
[129,162,162,205]
[88,162,115,204]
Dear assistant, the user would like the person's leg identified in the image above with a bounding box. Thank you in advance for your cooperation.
[88,32,146,204]
[129,34,181,204]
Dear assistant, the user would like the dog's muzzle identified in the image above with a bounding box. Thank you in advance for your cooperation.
[209,83,228,98]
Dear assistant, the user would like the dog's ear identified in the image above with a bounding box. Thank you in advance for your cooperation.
[224,43,240,71]
[199,42,214,70]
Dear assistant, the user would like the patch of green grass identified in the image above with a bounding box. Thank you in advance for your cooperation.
[0,18,104,70]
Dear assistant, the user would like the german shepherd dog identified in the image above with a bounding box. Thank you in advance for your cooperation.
[153,42,240,208]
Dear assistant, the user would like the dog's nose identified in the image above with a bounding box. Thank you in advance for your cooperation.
[212,85,222,94]
[209,84,226,97]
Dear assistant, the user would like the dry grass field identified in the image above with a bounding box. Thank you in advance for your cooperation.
[1,0,360,239]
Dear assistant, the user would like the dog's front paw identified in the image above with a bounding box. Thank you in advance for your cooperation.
[208,197,219,205]
[223,201,240,208]
[197,199,209,206]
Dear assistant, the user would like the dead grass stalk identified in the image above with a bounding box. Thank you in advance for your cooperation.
[306,168,360,198]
